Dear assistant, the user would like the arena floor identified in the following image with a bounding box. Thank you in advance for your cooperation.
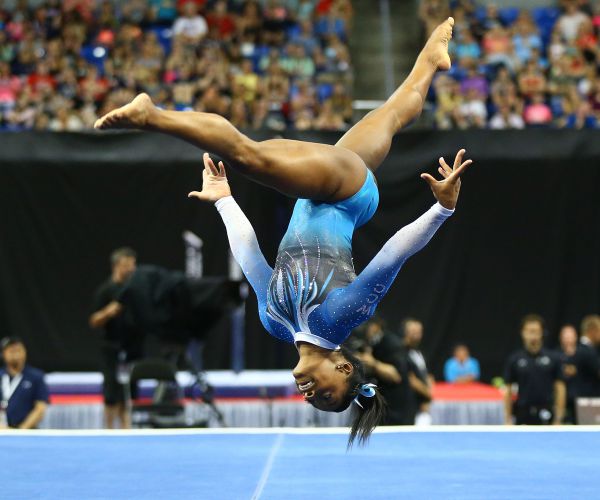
[2,427,598,499]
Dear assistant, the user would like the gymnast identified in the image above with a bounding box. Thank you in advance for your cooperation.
[95,18,471,445]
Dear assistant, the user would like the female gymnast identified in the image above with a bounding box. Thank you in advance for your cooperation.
[95,17,472,445]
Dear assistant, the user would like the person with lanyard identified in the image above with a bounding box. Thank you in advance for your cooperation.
[0,337,49,429]
[95,17,471,446]
[504,314,566,425]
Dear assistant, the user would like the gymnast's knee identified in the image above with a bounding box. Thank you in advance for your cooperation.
[230,136,268,172]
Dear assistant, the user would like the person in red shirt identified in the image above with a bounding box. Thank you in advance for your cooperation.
[27,61,56,96]
[206,0,236,40]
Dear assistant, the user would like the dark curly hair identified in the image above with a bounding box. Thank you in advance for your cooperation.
[334,345,387,448]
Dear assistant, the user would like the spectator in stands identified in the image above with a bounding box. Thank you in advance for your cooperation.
[560,99,598,128]
[555,0,591,43]
[512,11,543,67]
[149,0,178,26]
[518,60,547,99]
[523,93,553,127]
[453,29,481,64]
[49,105,84,131]
[434,74,462,129]
[0,337,49,429]
[444,343,480,383]
[172,2,208,43]
[354,317,415,425]
[489,102,525,129]
[457,87,487,128]
[402,318,434,426]
[557,324,600,423]
[482,24,516,71]
[206,0,236,41]
[89,247,140,430]
[419,0,451,39]
[504,314,566,425]
[313,98,346,130]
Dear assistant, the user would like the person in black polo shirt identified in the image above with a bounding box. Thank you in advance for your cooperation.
[557,323,600,423]
[89,247,140,429]
[504,314,566,425]
[0,337,49,429]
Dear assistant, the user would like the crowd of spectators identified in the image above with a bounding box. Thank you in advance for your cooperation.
[0,0,354,132]
[420,0,600,129]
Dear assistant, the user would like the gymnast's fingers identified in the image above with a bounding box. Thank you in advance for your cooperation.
[420,173,437,187]
[218,161,227,177]
[451,159,472,179]
[188,190,206,200]
[439,157,452,176]
[453,149,466,169]
[203,152,219,176]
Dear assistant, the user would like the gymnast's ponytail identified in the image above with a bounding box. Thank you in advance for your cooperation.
[338,346,387,449]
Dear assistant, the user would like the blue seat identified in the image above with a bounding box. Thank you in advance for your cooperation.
[317,83,333,102]
[80,45,107,72]
[498,7,520,26]
[532,7,561,45]
[146,27,173,54]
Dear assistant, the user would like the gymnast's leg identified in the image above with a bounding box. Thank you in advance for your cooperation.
[94,95,367,202]
[335,17,454,171]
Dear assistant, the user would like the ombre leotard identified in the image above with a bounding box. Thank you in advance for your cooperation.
[215,168,453,350]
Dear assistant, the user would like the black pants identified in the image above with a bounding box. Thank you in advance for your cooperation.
[101,343,125,406]
[514,405,554,425]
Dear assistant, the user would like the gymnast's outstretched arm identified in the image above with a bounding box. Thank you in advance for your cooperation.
[189,153,272,300]
[312,149,472,335]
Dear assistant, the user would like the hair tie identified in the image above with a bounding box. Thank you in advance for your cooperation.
[353,383,377,409]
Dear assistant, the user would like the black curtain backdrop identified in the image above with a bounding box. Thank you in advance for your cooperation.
[0,130,599,381]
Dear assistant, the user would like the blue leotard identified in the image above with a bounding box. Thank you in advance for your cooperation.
[264,170,378,348]
[215,168,453,350]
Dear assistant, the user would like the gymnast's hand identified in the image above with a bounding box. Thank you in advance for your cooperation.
[421,149,472,210]
[188,152,232,202]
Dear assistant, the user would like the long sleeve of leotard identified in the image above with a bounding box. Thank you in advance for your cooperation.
[215,196,273,303]
[312,202,454,337]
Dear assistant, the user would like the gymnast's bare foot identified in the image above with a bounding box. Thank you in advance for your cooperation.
[94,93,154,130]
[423,17,453,71]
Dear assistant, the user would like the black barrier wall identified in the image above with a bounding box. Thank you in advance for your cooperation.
[0,130,599,380]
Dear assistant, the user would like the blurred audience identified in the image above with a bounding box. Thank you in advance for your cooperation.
[421,0,600,129]
[0,0,354,132]
[444,343,480,383]
[503,314,565,425]
[0,337,49,429]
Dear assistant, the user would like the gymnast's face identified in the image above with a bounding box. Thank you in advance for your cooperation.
[293,358,353,412]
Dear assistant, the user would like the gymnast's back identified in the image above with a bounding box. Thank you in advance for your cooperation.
[263,169,379,342]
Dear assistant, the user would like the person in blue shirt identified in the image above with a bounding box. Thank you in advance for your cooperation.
[0,337,49,429]
[95,18,469,447]
[444,343,480,383]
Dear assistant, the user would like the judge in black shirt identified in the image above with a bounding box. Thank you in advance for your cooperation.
[558,324,600,423]
[504,314,566,425]
[89,247,139,429]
